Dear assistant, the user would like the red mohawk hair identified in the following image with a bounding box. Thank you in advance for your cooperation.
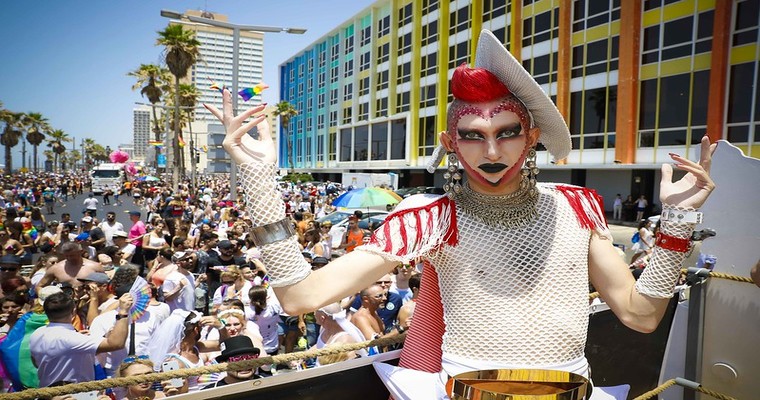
[450,63,511,103]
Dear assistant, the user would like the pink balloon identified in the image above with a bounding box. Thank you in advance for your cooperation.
[109,150,130,163]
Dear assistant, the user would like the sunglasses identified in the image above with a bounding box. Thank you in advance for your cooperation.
[376,280,392,285]
[227,353,259,363]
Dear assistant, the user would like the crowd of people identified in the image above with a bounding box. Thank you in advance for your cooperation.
[0,170,419,399]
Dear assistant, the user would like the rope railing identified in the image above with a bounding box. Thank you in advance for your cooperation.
[0,334,406,400]
[633,377,738,400]
[3,270,752,399]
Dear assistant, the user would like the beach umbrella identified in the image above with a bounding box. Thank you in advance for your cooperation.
[331,187,402,209]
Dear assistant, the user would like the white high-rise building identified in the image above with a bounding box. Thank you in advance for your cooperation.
[132,106,151,160]
[173,10,266,122]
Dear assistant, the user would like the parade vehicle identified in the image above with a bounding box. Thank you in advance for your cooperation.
[90,163,126,195]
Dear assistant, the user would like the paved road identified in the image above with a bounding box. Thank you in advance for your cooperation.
[41,192,140,229]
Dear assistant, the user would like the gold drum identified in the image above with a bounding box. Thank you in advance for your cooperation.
[448,369,589,400]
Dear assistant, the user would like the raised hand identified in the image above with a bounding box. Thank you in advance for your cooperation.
[659,135,718,209]
[204,88,274,165]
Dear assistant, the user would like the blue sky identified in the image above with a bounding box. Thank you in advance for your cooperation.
[0,0,374,167]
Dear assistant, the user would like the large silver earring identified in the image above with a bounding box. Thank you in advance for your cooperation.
[521,148,539,192]
[443,152,462,195]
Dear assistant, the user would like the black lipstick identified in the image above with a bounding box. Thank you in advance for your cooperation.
[478,163,508,173]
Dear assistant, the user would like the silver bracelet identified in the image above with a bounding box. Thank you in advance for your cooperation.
[249,218,296,247]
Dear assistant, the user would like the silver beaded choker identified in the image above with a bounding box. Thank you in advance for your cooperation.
[452,178,539,229]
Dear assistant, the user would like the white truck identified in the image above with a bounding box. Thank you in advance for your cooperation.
[90,163,125,195]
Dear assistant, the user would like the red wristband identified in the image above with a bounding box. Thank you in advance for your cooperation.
[655,232,691,253]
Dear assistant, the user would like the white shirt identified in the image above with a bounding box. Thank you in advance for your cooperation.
[99,221,125,246]
[90,310,160,375]
[245,291,282,354]
[83,197,99,210]
[162,270,196,312]
[148,302,171,326]
[30,323,102,387]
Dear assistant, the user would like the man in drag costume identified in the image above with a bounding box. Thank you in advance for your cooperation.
[206,30,717,400]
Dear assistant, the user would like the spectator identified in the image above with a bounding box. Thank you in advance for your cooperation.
[202,336,261,389]
[36,242,104,291]
[99,211,125,247]
[635,194,648,221]
[612,194,623,220]
[83,193,99,218]
[162,251,197,312]
[29,291,133,387]
[116,357,165,400]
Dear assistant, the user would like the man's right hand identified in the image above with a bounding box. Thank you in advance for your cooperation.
[117,293,134,314]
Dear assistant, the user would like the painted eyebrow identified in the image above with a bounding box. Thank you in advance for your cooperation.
[457,123,522,138]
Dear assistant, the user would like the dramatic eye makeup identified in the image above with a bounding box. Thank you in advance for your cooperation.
[457,123,522,141]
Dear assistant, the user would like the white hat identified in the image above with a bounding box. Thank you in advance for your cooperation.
[474,30,572,161]
[38,285,63,306]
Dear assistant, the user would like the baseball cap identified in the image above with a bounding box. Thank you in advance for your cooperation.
[77,272,110,285]
[217,240,234,250]
[81,216,93,223]
[75,232,90,242]
[128,210,141,217]
[112,230,129,238]
[172,251,192,262]
[0,254,22,266]
[312,256,329,266]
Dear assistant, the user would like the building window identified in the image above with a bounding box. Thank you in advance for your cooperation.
[449,5,470,35]
[317,114,325,130]
[343,58,354,78]
[398,32,412,54]
[359,77,370,96]
[376,69,389,91]
[418,115,437,156]
[448,40,469,70]
[397,61,411,84]
[329,130,337,160]
[329,110,338,126]
[340,128,352,161]
[355,125,369,161]
[330,88,339,105]
[358,102,369,121]
[376,97,388,117]
[421,53,438,77]
[371,122,388,160]
[360,52,371,71]
[422,0,438,15]
[398,3,413,27]
[733,0,759,46]
[391,118,406,160]
[344,34,354,54]
[343,106,352,124]
[344,83,353,100]
[483,0,508,22]
[361,25,372,47]
[422,20,438,44]
[396,91,410,113]
[421,84,437,108]
[378,15,391,37]
[377,42,390,63]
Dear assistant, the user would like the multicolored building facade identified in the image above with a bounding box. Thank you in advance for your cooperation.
[278,0,759,204]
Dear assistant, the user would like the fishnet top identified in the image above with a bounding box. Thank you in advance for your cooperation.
[359,183,598,365]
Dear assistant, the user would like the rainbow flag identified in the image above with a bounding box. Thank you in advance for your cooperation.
[148,141,163,147]
[0,312,48,390]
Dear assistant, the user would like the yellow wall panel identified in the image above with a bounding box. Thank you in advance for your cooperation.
[697,0,716,12]
[642,9,661,26]
[662,0,696,20]
[609,21,620,36]
[531,0,554,15]
[584,24,610,42]
[731,44,759,65]
[736,145,760,159]
[572,31,585,45]
[693,53,712,71]
[659,57,691,77]
[640,63,659,80]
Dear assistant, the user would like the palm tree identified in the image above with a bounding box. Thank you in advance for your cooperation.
[90,144,109,164]
[273,101,299,173]
[66,150,82,171]
[178,83,200,175]
[47,129,71,172]
[25,112,50,171]
[128,63,171,167]
[82,138,97,169]
[157,24,201,190]
[0,110,25,172]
